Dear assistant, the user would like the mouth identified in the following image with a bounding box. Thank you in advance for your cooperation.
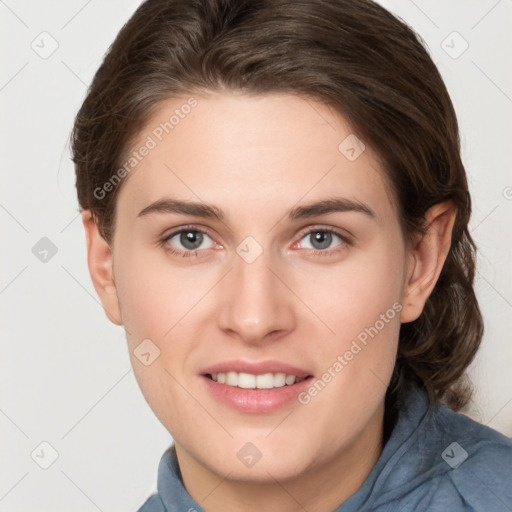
[199,360,315,413]
[204,371,312,389]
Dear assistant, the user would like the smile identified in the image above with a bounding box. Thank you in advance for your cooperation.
[207,372,308,389]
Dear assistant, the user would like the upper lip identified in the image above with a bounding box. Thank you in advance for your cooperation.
[200,359,313,378]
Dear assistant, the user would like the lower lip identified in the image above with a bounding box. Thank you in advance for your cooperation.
[201,375,313,413]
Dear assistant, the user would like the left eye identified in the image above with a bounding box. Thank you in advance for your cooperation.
[165,229,215,251]
[299,230,346,251]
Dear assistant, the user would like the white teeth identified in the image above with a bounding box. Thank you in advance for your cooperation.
[257,372,285,389]
[285,374,296,386]
[226,371,238,386]
[238,373,256,389]
[209,371,305,389]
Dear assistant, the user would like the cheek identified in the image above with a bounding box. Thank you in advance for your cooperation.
[114,247,203,341]
[297,260,403,443]
[114,250,203,430]
[294,236,405,340]
[292,235,405,409]
[113,248,212,420]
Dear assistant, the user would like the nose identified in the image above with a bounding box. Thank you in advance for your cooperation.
[216,247,296,346]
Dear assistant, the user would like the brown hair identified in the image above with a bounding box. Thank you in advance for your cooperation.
[71,0,483,411]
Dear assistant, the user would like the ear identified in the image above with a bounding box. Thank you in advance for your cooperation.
[81,210,123,326]
[400,201,457,323]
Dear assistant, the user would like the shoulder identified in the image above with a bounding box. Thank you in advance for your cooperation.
[371,388,512,512]
[434,401,512,468]
[425,403,512,511]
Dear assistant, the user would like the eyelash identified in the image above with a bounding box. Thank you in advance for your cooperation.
[160,224,352,258]
[161,226,213,259]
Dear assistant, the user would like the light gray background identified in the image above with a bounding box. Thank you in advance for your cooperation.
[1,1,511,511]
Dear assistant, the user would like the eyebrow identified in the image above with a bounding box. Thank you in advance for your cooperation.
[138,198,225,221]
[288,197,376,221]
[137,197,376,222]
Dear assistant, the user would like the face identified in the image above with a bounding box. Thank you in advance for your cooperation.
[93,92,417,482]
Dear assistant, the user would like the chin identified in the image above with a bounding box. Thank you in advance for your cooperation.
[197,435,318,483]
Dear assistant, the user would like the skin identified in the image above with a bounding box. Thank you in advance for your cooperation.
[83,91,456,512]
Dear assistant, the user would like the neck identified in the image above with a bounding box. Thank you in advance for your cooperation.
[175,401,386,512]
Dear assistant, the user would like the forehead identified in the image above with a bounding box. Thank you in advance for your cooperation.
[116,92,396,223]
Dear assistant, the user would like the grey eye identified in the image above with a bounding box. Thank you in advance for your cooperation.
[301,231,343,251]
[167,230,214,251]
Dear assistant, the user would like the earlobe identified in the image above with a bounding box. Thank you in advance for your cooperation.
[400,201,457,323]
[81,210,123,326]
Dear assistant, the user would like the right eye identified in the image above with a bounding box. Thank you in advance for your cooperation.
[162,226,217,257]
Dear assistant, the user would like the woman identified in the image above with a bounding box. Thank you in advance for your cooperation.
[70,0,512,510]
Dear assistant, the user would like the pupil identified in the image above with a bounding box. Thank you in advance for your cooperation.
[311,231,332,250]
[181,231,203,250]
